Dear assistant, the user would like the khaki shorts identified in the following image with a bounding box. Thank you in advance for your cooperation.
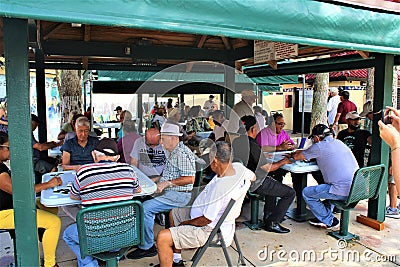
[169,207,213,250]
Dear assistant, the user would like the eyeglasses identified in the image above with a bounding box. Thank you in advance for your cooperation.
[0,145,9,150]
[276,122,286,126]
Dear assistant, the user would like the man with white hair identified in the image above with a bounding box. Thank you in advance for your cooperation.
[127,122,196,260]
[229,90,257,133]
[327,87,340,128]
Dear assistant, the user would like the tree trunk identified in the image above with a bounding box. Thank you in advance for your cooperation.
[366,68,374,101]
[310,73,329,131]
[56,70,82,125]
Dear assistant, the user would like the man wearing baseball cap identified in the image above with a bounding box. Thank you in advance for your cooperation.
[127,122,196,260]
[291,124,358,230]
[337,111,372,168]
[63,138,142,266]
[114,105,123,121]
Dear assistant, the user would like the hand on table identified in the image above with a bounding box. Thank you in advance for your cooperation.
[278,140,294,151]
[47,176,62,188]
[155,180,170,193]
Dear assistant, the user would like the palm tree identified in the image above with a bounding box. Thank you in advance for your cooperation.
[310,73,329,130]
[55,70,82,125]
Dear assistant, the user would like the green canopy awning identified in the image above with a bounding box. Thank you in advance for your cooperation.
[97,70,298,85]
[0,0,399,54]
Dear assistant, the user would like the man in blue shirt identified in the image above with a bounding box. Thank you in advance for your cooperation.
[291,124,358,229]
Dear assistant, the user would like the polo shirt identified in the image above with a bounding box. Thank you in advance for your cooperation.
[61,135,99,165]
[71,161,141,207]
[160,141,196,192]
[337,99,357,124]
[302,136,358,196]
[256,126,294,147]
[232,135,268,192]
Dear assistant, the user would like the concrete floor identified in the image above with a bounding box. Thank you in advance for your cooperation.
[52,173,400,267]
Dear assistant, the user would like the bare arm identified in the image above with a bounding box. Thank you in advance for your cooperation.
[291,150,306,161]
[260,157,291,173]
[130,157,139,168]
[155,175,195,193]
[0,172,61,194]
[179,215,211,227]
[33,140,62,151]
[62,151,81,171]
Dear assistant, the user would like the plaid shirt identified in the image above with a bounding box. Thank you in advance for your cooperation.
[161,141,196,192]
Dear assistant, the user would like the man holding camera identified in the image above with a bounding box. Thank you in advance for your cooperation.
[291,124,358,230]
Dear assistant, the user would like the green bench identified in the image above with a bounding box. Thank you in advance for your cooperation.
[328,164,385,242]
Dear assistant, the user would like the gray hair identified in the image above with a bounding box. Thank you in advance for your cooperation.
[75,116,90,128]
[123,120,136,133]
[210,141,232,164]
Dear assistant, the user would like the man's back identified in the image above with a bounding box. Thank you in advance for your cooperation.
[302,136,358,196]
[337,100,357,124]
[327,95,340,125]
[71,162,140,207]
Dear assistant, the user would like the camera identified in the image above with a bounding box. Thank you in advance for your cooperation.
[382,110,392,124]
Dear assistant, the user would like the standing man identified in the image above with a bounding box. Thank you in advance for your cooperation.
[326,88,341,128]
[114,105,123,121]
[337,111,372,168]
[156,142,255,267]
[63,138,142,267]
[232,116,294,233]
[332,90,357,132]
[291,124,358,229]
[203,95,215,117]
[31,114,63,179]
[229,90,257,133]
[130,127,166,178]
[127,122,196,259]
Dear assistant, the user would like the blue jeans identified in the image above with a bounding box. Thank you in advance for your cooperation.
[63,224,99,267]
[302,184,347,226]
[140,190,191,250]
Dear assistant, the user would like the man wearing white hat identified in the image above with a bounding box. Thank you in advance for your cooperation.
[127,122,196,260]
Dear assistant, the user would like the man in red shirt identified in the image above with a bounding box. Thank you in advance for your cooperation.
[332,90,357,133]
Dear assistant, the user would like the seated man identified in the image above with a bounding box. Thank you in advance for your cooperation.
[127,122,196,259]
[232,116,295,233]
[31,114,63,179]
[156,142,255,267]
[61,116,99,171]
[63,138,142,266]
[291,124,359,229]
[130,127,166,177]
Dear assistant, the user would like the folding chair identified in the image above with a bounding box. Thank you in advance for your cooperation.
[191,165,251,267]
[328,164,385,241]
[76,200,144,267]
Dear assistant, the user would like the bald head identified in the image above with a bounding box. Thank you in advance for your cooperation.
[145,128,160,146]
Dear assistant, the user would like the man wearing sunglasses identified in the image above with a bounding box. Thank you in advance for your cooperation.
[337,111,372,168]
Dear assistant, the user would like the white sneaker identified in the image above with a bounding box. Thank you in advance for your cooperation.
[385,206,400,219]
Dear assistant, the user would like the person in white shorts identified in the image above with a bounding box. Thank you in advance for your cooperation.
[156,141,255,267]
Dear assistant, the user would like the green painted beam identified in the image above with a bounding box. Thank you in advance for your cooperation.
[369,53,394,222]
[4,18,40,266]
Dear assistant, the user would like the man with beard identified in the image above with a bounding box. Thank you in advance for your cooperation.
[337,111,372,168]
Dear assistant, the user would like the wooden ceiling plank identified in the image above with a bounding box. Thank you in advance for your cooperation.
[221,36,232,50]
[357,50,370,59]
[43,22,64,40]
[196,35,207,48]
[84,25,91,42]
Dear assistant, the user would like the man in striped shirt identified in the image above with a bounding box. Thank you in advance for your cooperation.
[63,138,141,267]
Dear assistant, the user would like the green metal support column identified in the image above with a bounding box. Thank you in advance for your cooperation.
[4,18,40,266]
[369,53,394,222]
[35,49,48,148]
[224,62,235,118]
